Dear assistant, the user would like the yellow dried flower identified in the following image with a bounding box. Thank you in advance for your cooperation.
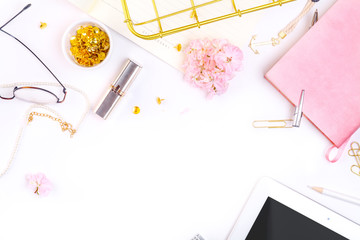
[175,44,182,52]
[40,22,47,29]
[156,97,165,105]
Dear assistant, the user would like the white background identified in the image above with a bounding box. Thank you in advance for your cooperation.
[0,0,359,240]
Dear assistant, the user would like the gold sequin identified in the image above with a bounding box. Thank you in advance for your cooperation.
[69,25,110,67]
[98,52,106,60]
[40,22,47,29]
[133,106,140,114]
[156,97,165,105]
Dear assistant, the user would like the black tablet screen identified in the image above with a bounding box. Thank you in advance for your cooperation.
[245,197,348,240]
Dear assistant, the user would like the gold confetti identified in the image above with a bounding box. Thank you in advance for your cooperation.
[174,44,182,52]
[156,97,165,105]
[190,10,197,19]
[69,25,110,67]
[40,22,47,29]
[133,106,140,114]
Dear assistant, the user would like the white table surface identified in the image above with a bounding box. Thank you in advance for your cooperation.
[1,0,359,240]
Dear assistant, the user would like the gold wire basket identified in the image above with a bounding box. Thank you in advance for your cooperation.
[121,0,296,40]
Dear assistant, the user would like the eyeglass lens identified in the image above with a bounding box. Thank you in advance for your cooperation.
[13,87,59,104]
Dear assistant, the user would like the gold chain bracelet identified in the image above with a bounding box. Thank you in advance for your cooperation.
[28,112,76,137]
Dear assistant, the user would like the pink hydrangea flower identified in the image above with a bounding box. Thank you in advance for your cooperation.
[183,39,243,97]
[26,173,52,196]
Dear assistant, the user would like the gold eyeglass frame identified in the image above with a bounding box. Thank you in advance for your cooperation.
[120,0,296,40]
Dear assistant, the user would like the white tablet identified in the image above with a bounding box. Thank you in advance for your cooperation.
[227,177,360,240]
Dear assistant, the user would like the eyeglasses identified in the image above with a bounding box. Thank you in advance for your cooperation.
[0,4,67,104]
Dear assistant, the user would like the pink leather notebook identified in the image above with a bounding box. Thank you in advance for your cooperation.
[265,0,360,147]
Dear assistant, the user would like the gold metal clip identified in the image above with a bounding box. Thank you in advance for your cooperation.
[351,165,360,177]
[348,141,360,176]
[310,9,319,28]
[252,119,293,128]
[253,90,305,129]
[248,35,281,54]
[348,142,360,158]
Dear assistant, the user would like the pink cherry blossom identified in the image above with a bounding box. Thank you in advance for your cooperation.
[183,39,243,97]
[26,173,52,196]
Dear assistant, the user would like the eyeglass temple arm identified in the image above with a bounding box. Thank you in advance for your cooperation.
[0,3,67,99]
[0,4,31,30]
[0,29,67,90]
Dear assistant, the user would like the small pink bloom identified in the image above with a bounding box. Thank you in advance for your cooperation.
[222,44,243,71]
[211,38,229,50]
[26,173,52,196]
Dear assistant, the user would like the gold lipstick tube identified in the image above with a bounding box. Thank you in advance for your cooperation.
[95,59,142,119]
